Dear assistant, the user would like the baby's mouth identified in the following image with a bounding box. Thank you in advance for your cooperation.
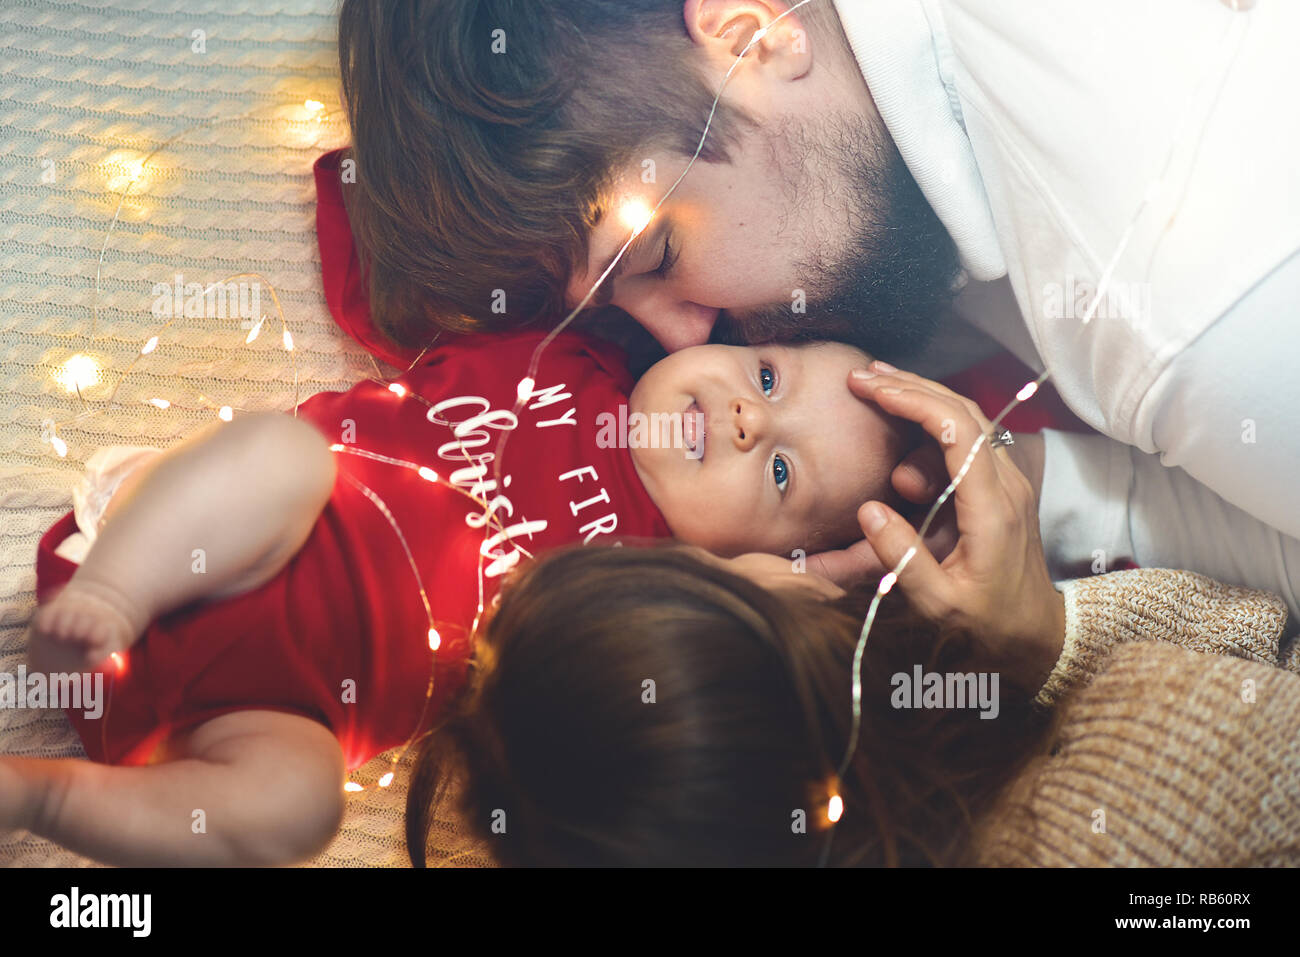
[683,399,706,460]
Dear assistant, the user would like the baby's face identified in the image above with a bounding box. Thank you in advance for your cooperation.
[627,342,912,557]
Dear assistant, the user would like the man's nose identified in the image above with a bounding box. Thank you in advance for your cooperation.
[730,396,767,452]
[617,294,719,353]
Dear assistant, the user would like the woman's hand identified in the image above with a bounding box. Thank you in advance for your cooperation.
[849,362,1065,691]
[807,441,959,584]
[694,549,848,602]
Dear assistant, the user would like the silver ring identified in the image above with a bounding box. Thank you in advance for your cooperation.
[989,427,1014,449]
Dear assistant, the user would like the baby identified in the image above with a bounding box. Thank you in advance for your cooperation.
[5,328,950,867]
[626,339,921,558]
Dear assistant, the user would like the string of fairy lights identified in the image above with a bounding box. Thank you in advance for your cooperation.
[37,0,1253,850]
[41,99,527,790]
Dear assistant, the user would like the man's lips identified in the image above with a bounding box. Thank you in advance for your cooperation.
[684,399,705,459]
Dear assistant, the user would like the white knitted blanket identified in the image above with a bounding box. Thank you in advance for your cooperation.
[0,0,489,867]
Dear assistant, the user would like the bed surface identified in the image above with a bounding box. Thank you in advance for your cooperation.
[0,0,488,867]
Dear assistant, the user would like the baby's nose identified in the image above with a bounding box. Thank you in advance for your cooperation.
[730,397,766,452]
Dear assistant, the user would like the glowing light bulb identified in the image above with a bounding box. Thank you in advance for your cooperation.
[218,406,233,422]
[126,158,145,182]
[140,336,159,355]
[878,571,897,596]
[428,627,441,650]
[55,354,102,393]
[388,383,407,397]
[304,99,325,115]
[619,200,653,236]
[329,443,344,452]
[50,435,68,457]
[827,794,843,823]
[344,781,364,793]
[109,651,125,674]
[751,27,768,43]
[1016,381,1039,402]
[377,772,394,788]
[147,397,171,409]
[282,330,294,351]
[245,316,265,344]
[417,467,438,483]
[516,377,535,403]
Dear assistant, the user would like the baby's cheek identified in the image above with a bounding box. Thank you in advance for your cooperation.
[687,508,778,559]
[659,487,737,554]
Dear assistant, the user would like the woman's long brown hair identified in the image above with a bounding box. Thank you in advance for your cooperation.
[407,544,1058,866]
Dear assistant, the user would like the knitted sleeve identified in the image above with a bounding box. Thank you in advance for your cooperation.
[1034,568,1291,709]
[980,642,1300,866]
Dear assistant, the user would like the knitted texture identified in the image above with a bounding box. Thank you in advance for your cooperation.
[978,642,1300,866]
[1036,568,1292,709]
[0,0,490,868]
[983,568,1299,866]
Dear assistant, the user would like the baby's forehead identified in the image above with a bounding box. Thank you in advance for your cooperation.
[763,339,873,364]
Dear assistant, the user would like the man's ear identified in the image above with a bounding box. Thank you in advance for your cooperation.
[682,0,815,80]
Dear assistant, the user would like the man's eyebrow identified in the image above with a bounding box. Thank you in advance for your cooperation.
[580,216,666,309]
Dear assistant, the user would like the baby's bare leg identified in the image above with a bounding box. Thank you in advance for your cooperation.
[29,413,336,672]
[0,710,345,866]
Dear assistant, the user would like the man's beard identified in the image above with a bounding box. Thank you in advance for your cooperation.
[712,115,964,363]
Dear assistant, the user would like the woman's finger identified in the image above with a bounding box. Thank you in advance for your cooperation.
[805,538,887,589]
[850,367,1016,471]
[858,501,951,615]
[855,383,1007,526]
[890,442,946,504]
[863,361,996,422]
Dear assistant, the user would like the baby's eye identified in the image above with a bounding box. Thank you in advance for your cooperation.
[772,455,789,493]
[759,365,776,396]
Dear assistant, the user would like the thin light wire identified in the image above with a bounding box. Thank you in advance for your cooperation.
[51,103,351,449]
[338,472,440,773]
[818,5,1251,867]
[489,0,817,494]
[52,0,1255,831]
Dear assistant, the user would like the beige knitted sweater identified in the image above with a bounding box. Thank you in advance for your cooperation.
[975,568,1300,866]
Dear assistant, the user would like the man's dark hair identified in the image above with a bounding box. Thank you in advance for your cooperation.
[338,0,840,349]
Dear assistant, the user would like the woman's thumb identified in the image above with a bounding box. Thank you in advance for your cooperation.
[858,502,943,591]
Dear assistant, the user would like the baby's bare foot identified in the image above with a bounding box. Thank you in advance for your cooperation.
[26,578,147,675]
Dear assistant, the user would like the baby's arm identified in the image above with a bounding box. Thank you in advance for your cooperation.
[31,413,336,670]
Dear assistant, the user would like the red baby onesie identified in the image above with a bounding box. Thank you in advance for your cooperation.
[35,330,670,769]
